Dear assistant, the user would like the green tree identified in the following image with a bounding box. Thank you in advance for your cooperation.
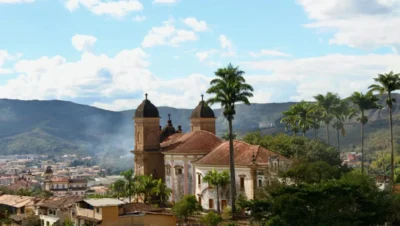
[172,195,202,223]
[202,169,230,214]
[281,102,315,137]
[151,178,172,206]
[200,211,223,226]
[110,179,126,199]
[314,92,340,145]
[137,174,156,204]
[206,63,254,216]
[280,107,300,136]
[369,71,400,182]
[120,169,135,202]
[309,104,323,139]
[349,91,380,173]
[331,98,351,151]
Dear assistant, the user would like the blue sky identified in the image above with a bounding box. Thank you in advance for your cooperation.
[0,0,399,111]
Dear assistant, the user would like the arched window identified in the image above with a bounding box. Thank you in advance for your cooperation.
[175,166,183,175]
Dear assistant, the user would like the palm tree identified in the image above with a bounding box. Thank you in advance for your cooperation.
[281,108,300,136]
[332,99,351,150]
[291,101,315,136]
[309,104,323,139]
[152,178,172,206]
[110,179,126,199]
[349,92,381,173]
[369,71,400,182]
[202,169,230,214]
[314,92,340,145]
[120,169,135,203]
[138,174,156,204]
[206,63,254,216]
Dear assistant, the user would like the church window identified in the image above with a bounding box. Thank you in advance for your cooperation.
[258,179,262,187]
[198,174,201,186]
[175,166,183,175]
[240,177,245,190]
[166,165,171,176]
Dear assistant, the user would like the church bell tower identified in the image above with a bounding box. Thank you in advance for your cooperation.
[131,94,165,179]
[190,94,216,134]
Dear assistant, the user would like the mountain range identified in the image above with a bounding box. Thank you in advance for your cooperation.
[0,94,399,156]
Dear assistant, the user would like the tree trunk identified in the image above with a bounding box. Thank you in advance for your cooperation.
[228,118,237,217]
[326,123,330,145]
[389,93,395,183]
[336,129,340,150]
[216,186,220,214]
[361,122,365,174]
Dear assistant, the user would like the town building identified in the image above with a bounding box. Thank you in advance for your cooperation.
[131,94,290,210]
[43,166,88,196]
[35,196,82,226]
[74,198,175,226]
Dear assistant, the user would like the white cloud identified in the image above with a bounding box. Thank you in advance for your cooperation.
[219,35,236,57]
[153,0,178,4]
[242,53,400,101]
[133,14,146,22]
[141,17,198,48]
[71,34,97,52]
[195,49,217,61]
[297,0,400,51]
[0,0,33,3]
[0,50,20,74]
[183,17,208,32]
[219,35,232,49]
[65,0,143,17]
[249,50,291,58]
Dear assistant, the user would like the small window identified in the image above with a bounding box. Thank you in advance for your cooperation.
[166,166,171,176]
[198,197,202,206]
[198,174,201,185]
[175,166,183,175]
[209,199,214,209]
[240,177,245,189]
[96,208,100,213]
[258,179,262,187]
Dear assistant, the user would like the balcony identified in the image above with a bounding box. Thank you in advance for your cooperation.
[76,207,102,220]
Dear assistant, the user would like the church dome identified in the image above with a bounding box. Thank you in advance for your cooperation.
[134,93,160,118]
[191,95,215,118]
[45,166,53,174]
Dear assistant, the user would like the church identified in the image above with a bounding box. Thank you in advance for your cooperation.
[131,94,290,210]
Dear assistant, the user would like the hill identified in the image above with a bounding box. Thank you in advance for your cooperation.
[0,94,398,155]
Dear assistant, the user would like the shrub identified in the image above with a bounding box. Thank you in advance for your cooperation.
[200,211,223,226]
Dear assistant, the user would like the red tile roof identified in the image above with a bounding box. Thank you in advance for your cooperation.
[193,140,289,166]
[161,130,223,155]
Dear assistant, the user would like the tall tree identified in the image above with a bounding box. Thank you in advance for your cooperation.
[137,174,156,204]
[202,169,230,214]
[151,178,172,206]
[291,101,315,136]
[206,63,254,216]
[332,98,351,150]
[309,104,323,139]
[110,179,126,199]
[349,92,380,173]
[280,108,300,136]
[314,92,340,145]
[369,71,400,182]
[120,169,135,203]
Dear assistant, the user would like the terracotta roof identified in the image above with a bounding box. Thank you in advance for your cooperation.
[0,195,36,208]
[37,196,82,209]
[193,140,289,166]
[161,130,223,154]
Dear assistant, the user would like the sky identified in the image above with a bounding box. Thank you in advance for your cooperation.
[0,0,400,111]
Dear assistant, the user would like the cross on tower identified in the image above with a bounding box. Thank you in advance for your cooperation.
[201,94,204,101]
[145,93,148,100]
[168,113,171,120]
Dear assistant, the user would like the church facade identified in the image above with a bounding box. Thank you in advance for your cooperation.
[131,94,290,210]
